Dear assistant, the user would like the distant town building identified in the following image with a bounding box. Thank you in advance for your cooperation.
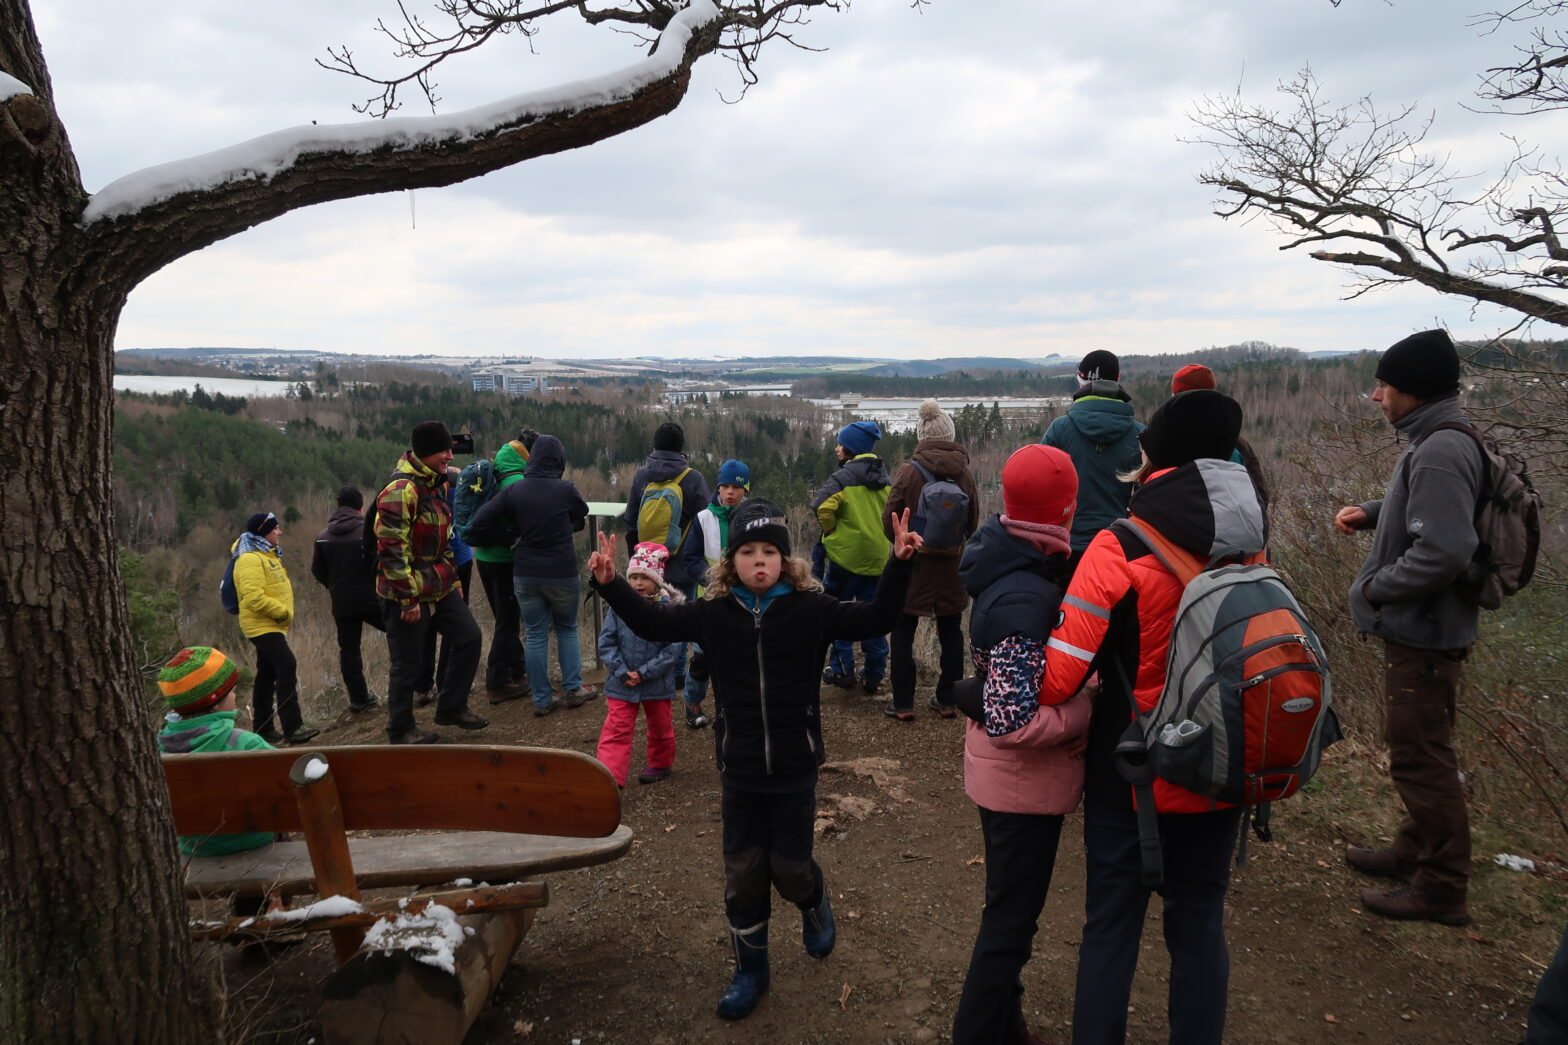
[471,371,500,392]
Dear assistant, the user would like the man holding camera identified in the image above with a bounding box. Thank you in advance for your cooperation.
[373,421,488,744]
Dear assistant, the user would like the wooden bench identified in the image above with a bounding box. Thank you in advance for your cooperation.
[163,744,632,1045]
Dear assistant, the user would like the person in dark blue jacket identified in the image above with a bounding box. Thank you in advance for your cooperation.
[467,435,593,715]
[1041,350,1144,572]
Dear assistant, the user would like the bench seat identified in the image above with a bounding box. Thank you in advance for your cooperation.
[182,824,633,898]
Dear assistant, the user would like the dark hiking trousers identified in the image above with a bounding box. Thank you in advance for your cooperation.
[419,559,473,695]
[889,612,964,712]
[384,590,481,738]
[1384,639,1472,899]
[952,807,1065,1045]
[248,632,302,736]
[334,607,385,706]
[1072,800,1244,1045]
[1526,922,1568,1045]
[478,558,524,690]
[721,785,823,929]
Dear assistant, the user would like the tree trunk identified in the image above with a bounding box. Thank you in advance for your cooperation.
[1,46,221,1040]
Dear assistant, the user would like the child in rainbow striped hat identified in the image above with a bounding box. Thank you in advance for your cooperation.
[156,646,278,856]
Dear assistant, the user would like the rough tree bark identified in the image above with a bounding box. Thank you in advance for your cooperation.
[0,0,793,1036]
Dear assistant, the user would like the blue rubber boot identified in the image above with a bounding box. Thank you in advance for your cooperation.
[716,921,769,1020]
[801,890,836,959]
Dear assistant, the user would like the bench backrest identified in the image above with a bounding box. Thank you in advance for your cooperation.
[163,745,621,839]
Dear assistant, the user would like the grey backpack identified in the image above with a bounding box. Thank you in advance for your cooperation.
[1416,422,1542,610]
[910,461,971,551]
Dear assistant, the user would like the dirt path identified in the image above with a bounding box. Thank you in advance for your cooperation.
[235,678,1561,1045]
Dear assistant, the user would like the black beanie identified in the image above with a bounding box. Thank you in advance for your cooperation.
[411,420,453,458]
[245,511,279,537]
[1079,349,1120,382]
[1139,390,1243,469]
[336,486,364,510]
[726,498,791,558]
[653,421,685,453]
[1375,329,1461,399]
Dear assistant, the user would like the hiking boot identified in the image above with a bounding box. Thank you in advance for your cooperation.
[860,675,882,697]
[433,710,489,731]
[414,690,434,708]
[927,695,958,719]
[1346,845,1415,881]
[255,725,283,745]
[801,891,836,959]
[533,698,560,718]
[1360,885,1471,926]
[486,682,531,705]
[716,922,770,1020]
[347,695,380,713]
[882,701,915,723]
[563,685,600,709]
[685,705,711,729]
[283,726,321,746]
[637,766,673,786]
[389,729,440,745]
[821,669,855,690]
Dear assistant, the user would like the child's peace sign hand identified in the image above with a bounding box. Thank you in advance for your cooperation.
[890,508,923,560]
[588,531,619,585]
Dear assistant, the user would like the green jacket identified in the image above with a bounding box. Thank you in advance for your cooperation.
[157,711,276,856]
[473,440,531,565]
[812,454,892,577]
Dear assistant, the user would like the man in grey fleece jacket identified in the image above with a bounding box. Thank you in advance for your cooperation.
[1333,328,1484,927]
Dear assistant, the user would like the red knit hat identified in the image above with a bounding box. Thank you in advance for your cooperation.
[1171,364,1217,394]
[1001,445,1078,529]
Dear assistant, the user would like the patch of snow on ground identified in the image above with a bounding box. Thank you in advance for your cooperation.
[1494,853,1536,873]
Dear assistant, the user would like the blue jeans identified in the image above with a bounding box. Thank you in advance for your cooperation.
[822,563,887,682]
[514,578,582,706]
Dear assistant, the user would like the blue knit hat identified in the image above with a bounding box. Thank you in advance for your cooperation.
[716,459,751,490]
[836,421,882,456]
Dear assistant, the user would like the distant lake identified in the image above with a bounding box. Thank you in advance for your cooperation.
[114,374,296,398]
[805,396,1069,433]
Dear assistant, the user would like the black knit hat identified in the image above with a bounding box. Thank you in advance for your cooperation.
[1078,349,1120,382]
[1375,329,1461,399]
[336,486,363,510]
[1139,390,1243,469]
[245,511,279,537]
[653,421,685,453]
[411,420,453,458]
[726,498,791,558]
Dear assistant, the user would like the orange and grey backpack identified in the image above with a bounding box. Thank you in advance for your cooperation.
[1110,518,1337,886]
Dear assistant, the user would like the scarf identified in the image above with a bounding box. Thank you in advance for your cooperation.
[234,531,279,559]
[999,514,1071,558]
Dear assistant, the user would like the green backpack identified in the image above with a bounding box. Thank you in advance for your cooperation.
[637,468,691,551]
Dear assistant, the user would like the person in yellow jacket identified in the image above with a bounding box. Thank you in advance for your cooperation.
[230,511,318,745]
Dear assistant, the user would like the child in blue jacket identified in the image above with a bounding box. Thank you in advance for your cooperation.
[595,542,684,788]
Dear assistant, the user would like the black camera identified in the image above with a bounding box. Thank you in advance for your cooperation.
[451,432,476,455]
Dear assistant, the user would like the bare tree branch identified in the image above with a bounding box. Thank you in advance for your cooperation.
[1188,66,1568,326]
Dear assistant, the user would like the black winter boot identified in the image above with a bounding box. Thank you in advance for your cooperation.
[716,921,769,1020]
[801,890,836,959]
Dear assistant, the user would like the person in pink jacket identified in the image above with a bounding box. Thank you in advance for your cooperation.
[950,444,1095,1045]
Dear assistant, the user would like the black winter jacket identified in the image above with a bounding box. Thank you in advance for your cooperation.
[311,507,380,617]
[466,435,588,581]
[593,555,913,790]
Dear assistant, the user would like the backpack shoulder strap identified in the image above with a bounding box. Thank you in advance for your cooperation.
[1110,518,1205,585]
[910,459,936,485]
[1413,420,1492,509]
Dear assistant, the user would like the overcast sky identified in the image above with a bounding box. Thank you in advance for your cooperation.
[31,0,1567,360]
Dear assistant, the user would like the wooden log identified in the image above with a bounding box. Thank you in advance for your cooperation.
[189,881,548,943]
[290,752,363,963]
[318,908,533,1045]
